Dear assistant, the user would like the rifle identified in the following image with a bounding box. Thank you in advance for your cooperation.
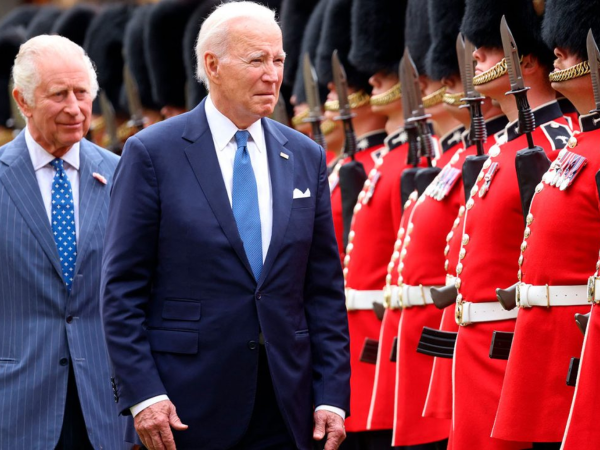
[303,53,326,149]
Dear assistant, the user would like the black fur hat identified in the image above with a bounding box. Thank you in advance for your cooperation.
[52,4,98,47]
[348,0,407,75]
[291,0,329,104]
[124,4,158,111]
[183,0,221,110]
[461,0,553,70]
[281,0,320,92]
[84,4,134,115]
[25,6,61,39]
[316,0,371,93]
[0,27,25,127]
[0,5,39,32]
[542,0,600,59]
[145,0,199,110]
[425,0,465,81]
[404,0,432,77]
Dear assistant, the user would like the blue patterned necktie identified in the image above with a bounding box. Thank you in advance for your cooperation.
[232,130,263,280]
[50,158,77,291]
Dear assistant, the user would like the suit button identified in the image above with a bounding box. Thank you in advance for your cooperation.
[59,358,69,366]
[66,316,73,324]
[247,340,257,350]
[256,292,262,300]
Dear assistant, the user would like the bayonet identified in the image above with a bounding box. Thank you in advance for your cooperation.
[586,29,600,114]
[303,53,326,148]
[99,90,122,155]
[123,64,145,132]
[272,95,289,125]
[500,15,535,148]
[460,34,486,156]
[400,48,434,166]
[332,50,357,158]
[400,50,420,166]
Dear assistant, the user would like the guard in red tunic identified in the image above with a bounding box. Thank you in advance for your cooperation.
[453,1,574,448]
[314,0,387,265]
[493,2,600,447]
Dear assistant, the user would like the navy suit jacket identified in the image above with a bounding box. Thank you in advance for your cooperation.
[0,132,127,449]
[101,100,350,449]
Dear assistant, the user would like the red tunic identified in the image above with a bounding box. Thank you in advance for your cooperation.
[343,130,412,432]
[453,102,571,450]
[391,131,466,446]
[424,116,508,421]
[329,131,386,262]
[493,123,600,442]
[562,302,600,449]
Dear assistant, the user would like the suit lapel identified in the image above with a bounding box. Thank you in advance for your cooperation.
[182,101,255,279]
[73,141,104,277]
[0,132,63,279]
[257,119,292,288]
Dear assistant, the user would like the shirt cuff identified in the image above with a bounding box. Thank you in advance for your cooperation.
[315,405,346,420]
[130,395,170,418]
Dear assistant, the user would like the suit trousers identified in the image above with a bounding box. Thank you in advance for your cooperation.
[230,345,296,450]
[55,362,93,450]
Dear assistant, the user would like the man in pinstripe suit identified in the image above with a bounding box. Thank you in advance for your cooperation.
[0,35,127,449]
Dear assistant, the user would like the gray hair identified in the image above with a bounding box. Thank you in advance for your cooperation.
[195,1,278,89]
[13,34,99,107]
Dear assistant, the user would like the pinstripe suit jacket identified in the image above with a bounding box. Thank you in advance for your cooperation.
[0,132,127,449]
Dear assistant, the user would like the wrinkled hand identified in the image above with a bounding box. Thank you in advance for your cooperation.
[312,410,346,450]
[134,400,188,450]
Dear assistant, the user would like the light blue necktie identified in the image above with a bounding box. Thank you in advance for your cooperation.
[50,158,77,291]
[232,130,263,280]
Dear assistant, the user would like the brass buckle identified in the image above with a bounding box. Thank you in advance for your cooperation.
[383,285,392,309]
[455,300,464,326]
[587,276,598,304]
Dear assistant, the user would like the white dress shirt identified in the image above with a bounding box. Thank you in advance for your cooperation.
[131,97,344,421]
[25,127,80,238]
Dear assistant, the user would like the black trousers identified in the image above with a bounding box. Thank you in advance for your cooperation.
[531,443,561,450]
[339,430,394,450]
[395,439,448,450]
[55,362,93,450]
[230,345,296,450]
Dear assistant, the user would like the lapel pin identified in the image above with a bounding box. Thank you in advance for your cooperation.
[280,152,289,160]
[92,172,107,185]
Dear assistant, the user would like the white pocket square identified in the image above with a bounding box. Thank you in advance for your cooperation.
[293,188,311,199]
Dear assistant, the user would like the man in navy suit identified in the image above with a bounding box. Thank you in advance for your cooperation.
[101,2,351,449]
[0,35,126,448]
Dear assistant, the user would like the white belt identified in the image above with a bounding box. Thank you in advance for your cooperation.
[517,284,589,308]
[345,289,383,311]
[455,301,519,326]
[587,276,600,304]
[401,284,437,307]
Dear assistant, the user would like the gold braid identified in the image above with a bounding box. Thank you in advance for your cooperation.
[549,61,591,83]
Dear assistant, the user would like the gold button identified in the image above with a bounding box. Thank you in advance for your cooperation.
[456,263,463,274]
[401,248,407,257]
[399,263,404,271]
[535,183,544,194]
[568,136,578,148]
[446,231,454,242]
[398,227,405,238]
[410,191,418,201]
[394,240,402,250]
[386,274,392,284]
[518,269,522,281]
[470,185,478,197]
[526,214,534,225]
[358,191,366,201]
[392,251,400,261]
[347,243,354,253]
[444,260,449,270]
[344,255,350,266]
[459,206,465,216]
[597,261,600,270]
[459,248,466,260]
[364,179,371,188]
[354,203,362,213]
[454,218,461,227]
[456,293,463,302]
[397,275,403,284]
[524,227,531,238]
[462,234,470,246]
[408,223,414,234]
[369,169,377,177]
[388,261,395,271]
[489,145,501,157]
[521,241,527,252]
[483,158,492,170]
[477,172,484,182]
[444,245,450,256]
[404,200,411,209]
[518,255,524,266]
[466,198,475,210]
[349,230,355,242]
[455,278,461,289]
[343,267,348,277]
[404,236,411,246]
